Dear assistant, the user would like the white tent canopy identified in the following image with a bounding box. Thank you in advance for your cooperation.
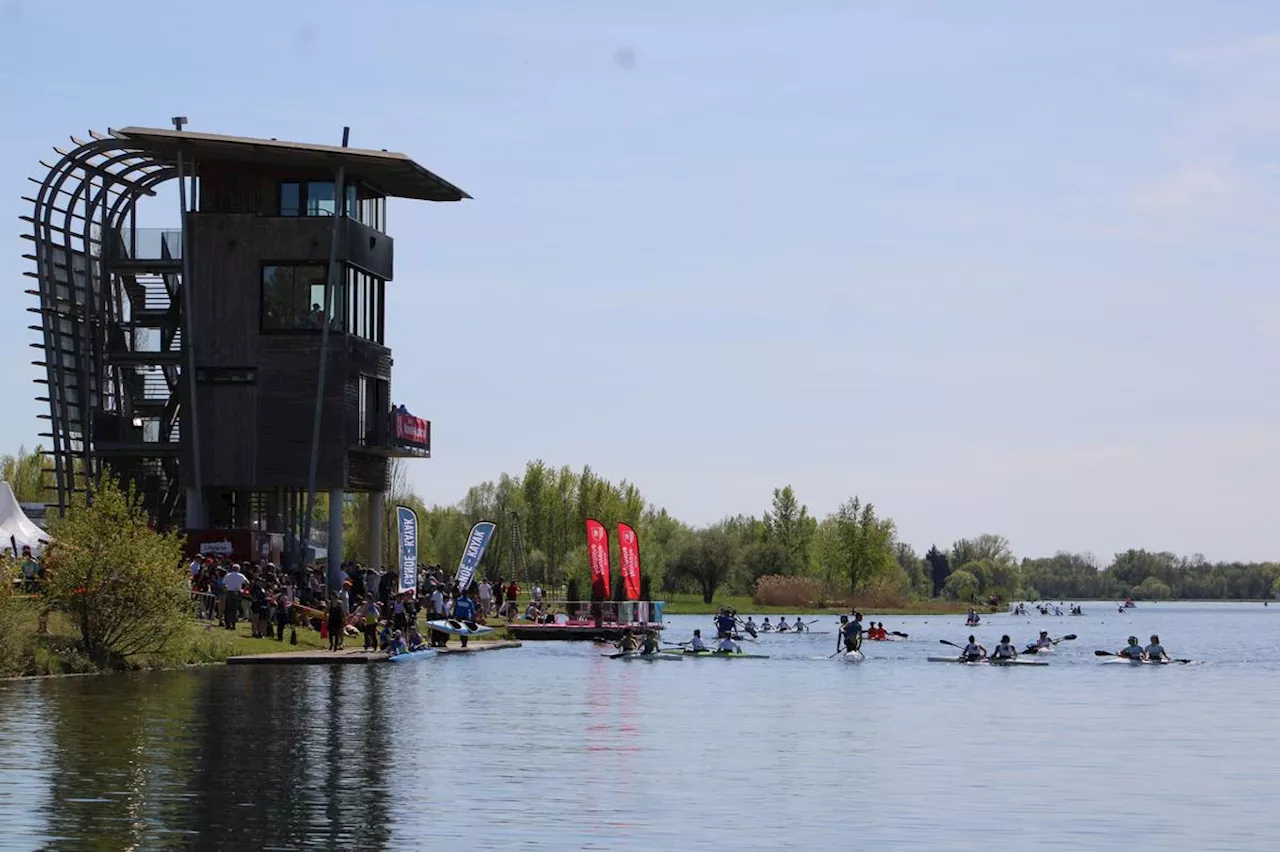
[0,482,50,556]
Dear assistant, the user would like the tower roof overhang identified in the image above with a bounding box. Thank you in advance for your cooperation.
[111,126,471,202]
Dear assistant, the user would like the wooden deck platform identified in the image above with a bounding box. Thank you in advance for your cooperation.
[226,640,523,666]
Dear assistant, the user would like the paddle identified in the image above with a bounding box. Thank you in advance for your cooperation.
[941,638,984,661]
[1024,633,1077,654]
[890,630,909,638]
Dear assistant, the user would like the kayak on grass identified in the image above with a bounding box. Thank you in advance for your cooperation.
[425,619,495,637]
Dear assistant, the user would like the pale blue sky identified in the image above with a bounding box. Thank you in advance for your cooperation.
[2,2,1277,561]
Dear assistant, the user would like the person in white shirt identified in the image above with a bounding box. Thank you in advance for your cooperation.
[1144,634,1169,662]
[716,635,740,654]
[221,566,248,630]
[992,635,1018,660]
[961,635,986,661]
[688,629,708,652]
[1034,630,1053,649]
[1119,636,1144,660]
[478,580,493,614]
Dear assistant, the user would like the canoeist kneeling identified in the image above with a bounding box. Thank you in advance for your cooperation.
[838,614,861,652]
[714,610,736,639]
[961,635,986,662]
[992,635,1018,660]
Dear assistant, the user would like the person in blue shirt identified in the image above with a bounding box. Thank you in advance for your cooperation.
[838,614,862,653]
[714,609,736,639]
[453,591,477,647]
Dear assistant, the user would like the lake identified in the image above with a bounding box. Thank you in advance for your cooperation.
[1,601,1277,850]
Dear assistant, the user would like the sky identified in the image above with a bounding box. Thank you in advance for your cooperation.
[1,1,1278,562]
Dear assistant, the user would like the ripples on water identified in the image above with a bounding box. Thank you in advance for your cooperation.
[1,602,1278,850]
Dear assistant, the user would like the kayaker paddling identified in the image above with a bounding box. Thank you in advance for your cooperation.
[640,631,661,656]
[961,635,987,662]
[743,617,759,637]
[618,629,639,653]
[688,629,708,652]
[716,635,741,654]
[1145,634,1169,662]
[992,635,1018,660]
[760,617,773,632]
[1118,636,1143,660]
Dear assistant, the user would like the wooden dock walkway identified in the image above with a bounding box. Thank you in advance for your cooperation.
[226,640,523,666]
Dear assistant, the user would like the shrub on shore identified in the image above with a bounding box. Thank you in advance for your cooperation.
[41,472,189,668]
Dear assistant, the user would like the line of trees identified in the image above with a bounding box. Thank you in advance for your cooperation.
[6,446,1276,602]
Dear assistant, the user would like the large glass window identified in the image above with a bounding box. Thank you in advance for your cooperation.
[261,264,343,331]
[345,266,385,343]
[278,180,381,227]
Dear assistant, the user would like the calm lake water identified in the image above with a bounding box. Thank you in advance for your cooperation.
[1,601,1278,851]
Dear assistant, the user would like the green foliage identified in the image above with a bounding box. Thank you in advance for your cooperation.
[43,472,189,666]
[669,527,739,603]
[816,497,898,595]
[763,486,815,575]
[0,444,50,503]
[942,568,980,601]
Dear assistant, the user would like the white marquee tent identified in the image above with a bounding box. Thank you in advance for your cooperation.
[0,481,50,556]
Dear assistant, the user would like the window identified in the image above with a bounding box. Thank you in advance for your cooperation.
[345,266,385,343]
[279,182,301,217]
[261,264,343,332]
[277,180,381,227]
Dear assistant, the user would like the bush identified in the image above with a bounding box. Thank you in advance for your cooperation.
[42,472,189,667]
[753,575,825,607]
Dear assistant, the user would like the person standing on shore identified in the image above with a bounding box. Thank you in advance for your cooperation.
[454,590,477,647]
[478,579,493,615]
[222,564,248,630]
[326,595,347,652]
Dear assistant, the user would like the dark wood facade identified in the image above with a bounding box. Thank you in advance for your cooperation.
[183,160,402,494]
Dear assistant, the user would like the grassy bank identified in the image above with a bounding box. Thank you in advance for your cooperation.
[660,593,979,617]
[0,600,511,679]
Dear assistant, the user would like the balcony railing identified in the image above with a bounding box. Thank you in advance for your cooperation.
[112,228,183,261]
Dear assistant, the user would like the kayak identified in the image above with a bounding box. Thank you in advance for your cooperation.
[863,635,904,642]
[660,649,771,659]
[387,648,438,663]
[606,652,683,662]
[1101,657,1169,666]
[1023,645,1053,654]
[425,619,495,637]
[927,656,1047,667]
[841,650,866,663]
[769,631,832,636]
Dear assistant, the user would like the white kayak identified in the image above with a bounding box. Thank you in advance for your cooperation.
[426,619,495,637]
[1023,645,1054,654]
[1101,656,1170,666]
[841,650,866,663]
[927,656,1048,667]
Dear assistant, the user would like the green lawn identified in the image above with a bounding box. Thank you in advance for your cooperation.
[660,592,975,616]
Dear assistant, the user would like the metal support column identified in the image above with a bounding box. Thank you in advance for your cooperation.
[368,491,384,571]
[327,489,344,592]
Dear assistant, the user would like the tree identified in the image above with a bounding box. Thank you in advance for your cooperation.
[822,497,897,595]
[669,527,738,603]
[0,445,48,504]
[942,569,979,601]
[925,546,950,597]
[42,472,189,666]
[763,485,814,575]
